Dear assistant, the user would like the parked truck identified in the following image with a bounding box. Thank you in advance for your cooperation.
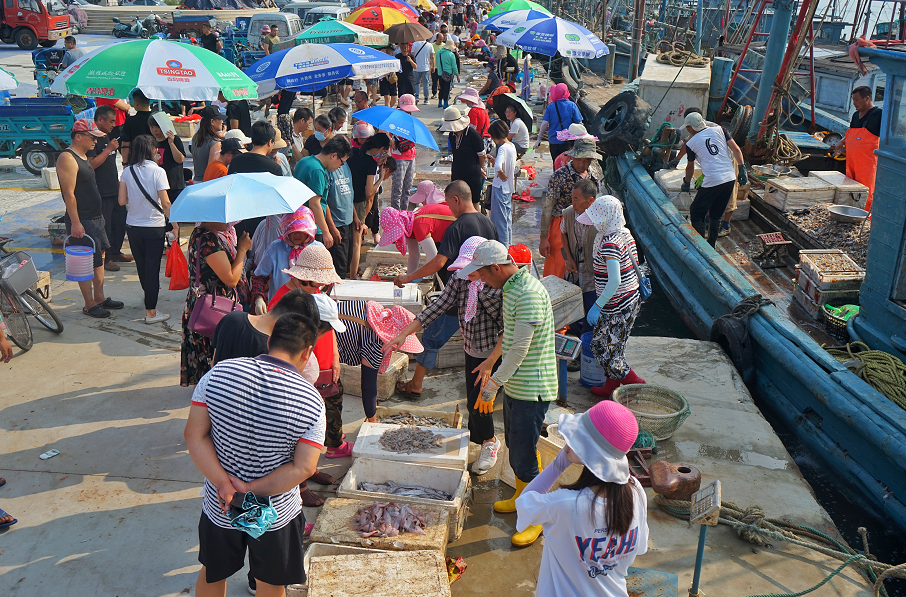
[0,0,71,50]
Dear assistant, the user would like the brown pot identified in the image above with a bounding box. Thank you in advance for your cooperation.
[649,461,702,501]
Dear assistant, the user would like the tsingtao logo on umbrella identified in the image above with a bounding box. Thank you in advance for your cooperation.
[157,60,196,78]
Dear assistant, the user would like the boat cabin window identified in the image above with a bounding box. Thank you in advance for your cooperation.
[816,76,851,112]
[888,76,906,147]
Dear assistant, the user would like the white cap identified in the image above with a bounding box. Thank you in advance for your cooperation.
[312,293,346,333]
[455,240,512,278]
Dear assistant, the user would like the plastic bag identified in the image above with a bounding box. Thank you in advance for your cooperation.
[165,242,190,291]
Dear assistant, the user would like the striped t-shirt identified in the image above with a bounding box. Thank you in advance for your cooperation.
[499,267,558,402]
[191,355,326,530]
[335,300,384,370]
[593,231,640,312]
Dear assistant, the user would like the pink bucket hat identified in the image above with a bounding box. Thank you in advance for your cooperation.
[279,205,317,243]
[408,180,445,205]
[456,87,484,108]
[397,94,420,113]
[447,235,488,271]
[556,400,639,484]
[379,207,415,255]
[365,301,424,373]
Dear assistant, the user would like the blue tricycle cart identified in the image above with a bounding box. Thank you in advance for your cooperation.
[0,97,96,175]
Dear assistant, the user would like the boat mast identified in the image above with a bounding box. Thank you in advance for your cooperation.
[695,0,704,52]
[747,0,796,146]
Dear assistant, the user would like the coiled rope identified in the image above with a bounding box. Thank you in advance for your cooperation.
[825,341,906,410]
[656,49,710,68]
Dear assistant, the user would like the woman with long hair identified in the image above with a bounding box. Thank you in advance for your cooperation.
[515,400,649,595]
[118,134,178,324]
[190,106,224,182]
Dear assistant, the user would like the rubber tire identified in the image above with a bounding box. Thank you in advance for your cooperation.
[114,28,123,38]
[39,40,57,48]
[140,30,149,39]
[22,146,52,176]
[0,285,32,351]
[20,288,63,334]
[730,105,752,146]
[709,316,755,385]
[15,28,39,50]
[592,91,653,156]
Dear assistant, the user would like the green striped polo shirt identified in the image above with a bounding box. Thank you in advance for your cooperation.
[500,267,558,402]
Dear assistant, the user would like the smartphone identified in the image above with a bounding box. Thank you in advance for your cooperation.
[39,449,60,460]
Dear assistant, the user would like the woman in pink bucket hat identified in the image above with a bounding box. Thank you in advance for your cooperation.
[515,400,649,595]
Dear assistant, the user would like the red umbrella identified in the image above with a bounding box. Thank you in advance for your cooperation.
[357,0,420,20]
[346,6,416,32]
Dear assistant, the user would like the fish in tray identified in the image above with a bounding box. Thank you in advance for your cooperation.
[358,480,453,501]
[379,426,444,454]
[351,501,431,537]
[378,412,454,428]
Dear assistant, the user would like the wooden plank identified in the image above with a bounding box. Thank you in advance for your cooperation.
[308,551,451,597]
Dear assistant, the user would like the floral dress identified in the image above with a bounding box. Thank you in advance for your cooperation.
[179,227,247,386]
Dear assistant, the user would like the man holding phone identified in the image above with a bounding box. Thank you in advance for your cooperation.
[89,105,131,272]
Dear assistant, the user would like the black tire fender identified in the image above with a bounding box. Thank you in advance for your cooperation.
[592,91,653,156]
[709,316,755,385]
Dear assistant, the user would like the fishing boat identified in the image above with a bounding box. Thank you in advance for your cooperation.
[574,26,906,533]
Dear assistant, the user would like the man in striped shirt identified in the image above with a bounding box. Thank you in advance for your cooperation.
[456,240,557,548]
[185,313,326,594]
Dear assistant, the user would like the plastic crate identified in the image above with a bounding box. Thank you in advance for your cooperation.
[1,252,39,296]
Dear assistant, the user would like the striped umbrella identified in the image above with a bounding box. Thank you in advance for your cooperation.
[346,6,415,31]
[357,0,419,20]
[497,16,608,58]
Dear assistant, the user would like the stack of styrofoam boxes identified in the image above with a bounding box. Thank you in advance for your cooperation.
[792,249,864,320]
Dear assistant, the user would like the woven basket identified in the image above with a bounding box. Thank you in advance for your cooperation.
[612,384,691,440]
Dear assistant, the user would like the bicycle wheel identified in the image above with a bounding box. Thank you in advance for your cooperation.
[0,284,33,351]
[19,289,63,334]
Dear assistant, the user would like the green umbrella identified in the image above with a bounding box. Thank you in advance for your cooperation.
[295,19,390,47]
[50,39,257,101]
[488,0,552,17]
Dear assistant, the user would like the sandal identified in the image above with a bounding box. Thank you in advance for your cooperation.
[304,523,314,538]
[325,441,353,459]
[100,297,124,310]
[299,485,324,507]
[83,304,111,318]
[0,477,5,488]
[395,379,422,400]
[0,508,17,529]
[308,470,333,485]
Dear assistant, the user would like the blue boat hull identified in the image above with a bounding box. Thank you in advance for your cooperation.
[615,153,906,530]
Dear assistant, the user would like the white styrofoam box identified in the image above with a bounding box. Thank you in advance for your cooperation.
[302,543,389,585]
[41,167,60,190]
[541,275,585,329]
[499,428,582,490]
[763,176,836,211]
[352,422,470,470]
[331,280,424,314]
[638,54,711,139]
[337,458,471,541]
[434,332,465,369]
[364,247,427,268]
[807,171,869,207]
[307,551,451,597]
[340,351,408,402]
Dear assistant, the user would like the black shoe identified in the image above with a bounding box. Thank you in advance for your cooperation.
[567,357,581,372]
[100,297,124,310]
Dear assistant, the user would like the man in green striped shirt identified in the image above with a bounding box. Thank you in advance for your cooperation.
[456,240,557,547]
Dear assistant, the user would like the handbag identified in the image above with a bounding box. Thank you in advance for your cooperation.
[314,369,341,399]
[187,238,240,338]
[628,247,652,302]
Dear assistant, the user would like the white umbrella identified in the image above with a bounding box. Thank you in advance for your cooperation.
[0,67,19,91]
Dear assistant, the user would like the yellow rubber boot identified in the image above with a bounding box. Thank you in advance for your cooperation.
[494,478,527,513]
[511,524,543,547]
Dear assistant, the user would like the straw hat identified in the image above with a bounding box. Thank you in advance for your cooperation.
[556,123,598,142]
[282,245,344,285]
[444,38,457,50]
[456,87,484,108]
[439,107,470,133]
[408,180,445,205]
[272,128,288,149]
[556,400,639,484]
[223,128,251,145]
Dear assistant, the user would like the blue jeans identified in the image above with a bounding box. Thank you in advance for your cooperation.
[490,185,512,246]
[415,314,460,370]
[413,70,431,101]
[503,392,551,482]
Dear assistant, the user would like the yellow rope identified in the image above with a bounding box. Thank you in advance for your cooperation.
[825,342,906,410]
[656,50,710,68]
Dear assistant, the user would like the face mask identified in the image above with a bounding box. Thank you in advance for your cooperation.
[314,131,326,141]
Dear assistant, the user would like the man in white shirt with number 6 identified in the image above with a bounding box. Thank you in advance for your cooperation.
[681,112,748,247]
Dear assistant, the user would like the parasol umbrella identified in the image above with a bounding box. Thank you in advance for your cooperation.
[246,43,401,98]
[352,105,439,151]
[413,0,437,9]
[50,39,256,101]
[357,0,419,20]
[488,0,551,17]
[169,173,315,224]
[497,16,608,58]
[477,9,554,32]
[0,67,19,91]
[346,6,415,32]
[295,19,389,47]
[385,21,433,43]
[491,93,533,133]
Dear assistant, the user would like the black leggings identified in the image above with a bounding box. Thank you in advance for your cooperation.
[464,352,499,445]
[431,70,439,95]
[361,364,379,419]
[439,77,452,104]
[127,225,167,310]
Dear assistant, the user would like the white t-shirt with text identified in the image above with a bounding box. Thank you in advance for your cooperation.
[684,126,736,188]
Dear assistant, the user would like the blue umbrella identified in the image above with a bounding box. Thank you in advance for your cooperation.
[353,105,440,151]
[246,43,401,97]
[169,173,315,224]
[497,16,608,58]
[395,0,420,13]
[477,9,552,32]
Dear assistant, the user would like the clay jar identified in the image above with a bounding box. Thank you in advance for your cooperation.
[649,461,702,501]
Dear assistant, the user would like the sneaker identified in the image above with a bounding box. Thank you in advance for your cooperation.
[145,312,170,324]
[471,438,500,475]
[325,441,353,459]
[719,222,731,237]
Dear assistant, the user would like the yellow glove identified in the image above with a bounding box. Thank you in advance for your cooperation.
[477,379,500,415]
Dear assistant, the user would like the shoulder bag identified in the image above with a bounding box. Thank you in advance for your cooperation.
[187,237,240,338]
[627,246,652,302]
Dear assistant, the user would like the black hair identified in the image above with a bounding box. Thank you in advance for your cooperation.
[94,105,117,122]
[269,313,317,357]
[322,135,352,159]
[852,85,872,99]
[445,179,471,202]
[489,119,509,141]
[270,288,320,329]
[383,156,398,173]
[293,107,313,123]
[314,114,333,131]
[573,178,597,199]
[64,35,76,45]
[193,112,224,148]
[250,120,276,147]
[128,135,158,166]
[328,107,347,125]
[561,467,640,536]
[132,89,149,108]
[317,320,333,336]
[683,106,702,117]
[361,132,391,152]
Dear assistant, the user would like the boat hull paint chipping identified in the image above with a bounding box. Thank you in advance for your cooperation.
[614,153,906,531]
